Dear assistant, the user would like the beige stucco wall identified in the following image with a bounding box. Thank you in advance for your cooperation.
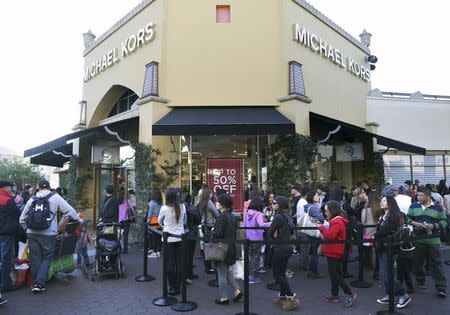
[83,0,164,128]
[367,96,450,152]
[282,0,372,132]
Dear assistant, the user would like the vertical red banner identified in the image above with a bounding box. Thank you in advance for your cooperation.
[206,158,243,212]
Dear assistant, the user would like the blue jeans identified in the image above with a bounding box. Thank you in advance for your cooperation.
[216,262,240,299]
[379,251,405,296]
[76,241,90,265]
[27,234,57,286]
[0,235,15,291]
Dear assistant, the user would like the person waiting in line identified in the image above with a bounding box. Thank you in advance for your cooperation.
[210,193,243,305]
[243,197,272,284]
[295,186,310,271]
[374,196,411,309]
[99,184,119,223]
[361,190,382,280]
[147,188,163,258]
[158,188,186,296]
[303,189,325,279]
[118,187,133,254]
[395,184,412,215]
[182,192,201,283]
[197,187,219,274]
[406,187,447,297]
[19,179,80,293]
[443,184,450,245]
[316,201,357,307]
[269,195,300,311]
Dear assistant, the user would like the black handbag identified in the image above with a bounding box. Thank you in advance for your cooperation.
[204,242,229,262]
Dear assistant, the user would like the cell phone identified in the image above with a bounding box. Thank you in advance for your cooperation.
[309,217,319,224]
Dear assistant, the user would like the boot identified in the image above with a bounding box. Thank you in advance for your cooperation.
[281,294,300,311]
[274,294,286,306]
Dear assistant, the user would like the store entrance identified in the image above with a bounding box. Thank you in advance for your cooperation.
[180,135,269,203]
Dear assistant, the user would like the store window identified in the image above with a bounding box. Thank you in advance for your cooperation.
[108,89,138,118]
[216,5,230,23]
[142,62,158,97]
[289,61,306,96]
[180,135,269,202]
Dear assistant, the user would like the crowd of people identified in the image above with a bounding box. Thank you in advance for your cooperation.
[1,176,449,312]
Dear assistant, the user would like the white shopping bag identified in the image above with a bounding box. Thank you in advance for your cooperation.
[232,259,244,280]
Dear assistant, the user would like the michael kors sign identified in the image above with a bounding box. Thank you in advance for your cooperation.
[293,24,370,82]
[84,22,156,82]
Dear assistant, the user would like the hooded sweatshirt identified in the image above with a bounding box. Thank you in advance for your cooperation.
[318,214,349,259]
[244,209,271,241]
[19,190,79,236]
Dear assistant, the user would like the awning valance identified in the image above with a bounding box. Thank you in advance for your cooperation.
[24,117,138,167]
[309,112,426,155]
[152,107,295,135]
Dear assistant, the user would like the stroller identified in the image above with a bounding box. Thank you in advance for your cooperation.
[90,222,125,280]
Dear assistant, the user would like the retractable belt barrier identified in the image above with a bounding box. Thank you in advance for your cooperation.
[149,223,442,315]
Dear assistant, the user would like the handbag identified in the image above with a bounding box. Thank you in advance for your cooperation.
[126,201,136,223]
[300,206,322,239]
[148,216,161,229]
[204,242,229,262]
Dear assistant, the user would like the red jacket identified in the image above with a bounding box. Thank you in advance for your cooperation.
[318,215,348,259]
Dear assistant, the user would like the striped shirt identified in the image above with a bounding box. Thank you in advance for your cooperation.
[406,201,448,245]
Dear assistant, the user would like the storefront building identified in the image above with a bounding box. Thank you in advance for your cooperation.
[24,0,424,220]
[367,89,450,185]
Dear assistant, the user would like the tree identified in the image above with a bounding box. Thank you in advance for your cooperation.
[0,159,43,188]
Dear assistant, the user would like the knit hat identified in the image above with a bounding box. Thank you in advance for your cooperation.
[382,184,397,197]
[273,195,289,210]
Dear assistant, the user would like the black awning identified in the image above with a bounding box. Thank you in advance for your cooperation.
[30,143,73,168]
[24,117,138,166]
[152,107,295,135]
[309,112,426,155]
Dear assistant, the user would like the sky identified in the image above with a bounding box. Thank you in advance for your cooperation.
[1,0,449,156]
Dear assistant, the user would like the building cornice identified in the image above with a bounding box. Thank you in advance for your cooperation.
[83,0,156,57]
[291,0,370,55]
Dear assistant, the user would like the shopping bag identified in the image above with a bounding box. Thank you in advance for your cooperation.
[232,260,244,280]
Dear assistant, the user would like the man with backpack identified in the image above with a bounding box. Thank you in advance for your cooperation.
[19,179,80,293]
[0,180,22,294]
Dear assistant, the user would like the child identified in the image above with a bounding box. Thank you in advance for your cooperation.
[75,213,91,267]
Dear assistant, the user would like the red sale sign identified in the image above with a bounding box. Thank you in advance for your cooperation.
[206,158,243,212]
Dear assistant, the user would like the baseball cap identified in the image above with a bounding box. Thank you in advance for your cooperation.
[37,179,50,189]
[0,180,14,188]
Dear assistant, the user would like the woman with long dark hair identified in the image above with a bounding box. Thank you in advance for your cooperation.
[197,187,219,273]
[374,196,411,309]
[158,188,186,295]
[269,195,300,311]
[361,191,382,279]
[118,188,132,253]
[210,193,242,305]
[147,188,163,258]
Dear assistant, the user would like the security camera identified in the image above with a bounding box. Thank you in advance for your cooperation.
[365,55,378,63]
[370,64,376,71]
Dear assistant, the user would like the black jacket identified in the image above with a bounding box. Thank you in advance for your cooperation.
[100,195,119,223]
[0,190,21,235]
[374,212,402,253]
[211,210,237,266]
[268,212,294,255]
[185,203,201,240]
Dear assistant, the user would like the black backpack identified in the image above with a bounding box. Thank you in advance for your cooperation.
[27,193,55,230]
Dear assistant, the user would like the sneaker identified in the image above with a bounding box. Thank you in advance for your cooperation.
[396,293,411,309]
[274,295,286,306]
[376,295,389,305]
[205,268,216,274]
[257,268,266,274]
[148,252,159,258]
[416,282,427,289]
[321,295,341,303]
[147,249,154,254]
[31,284,46,293]
[281,295,300,311]
[186,278,192,285]
[0,298,7,306]
[344,293,357,307]
[286,271,293,278]
[286,269,294,275]
[249,276,261,284]
[437,289,447,298]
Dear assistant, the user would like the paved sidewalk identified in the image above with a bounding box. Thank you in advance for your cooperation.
[2,245,449,315]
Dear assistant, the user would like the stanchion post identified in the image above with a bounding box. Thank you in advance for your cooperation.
[350,224,372,288]
[236,239,257,315]
[136,225,155,282]
[153,232,177,307]
[376,237,404,315]
[171,233,198,312]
